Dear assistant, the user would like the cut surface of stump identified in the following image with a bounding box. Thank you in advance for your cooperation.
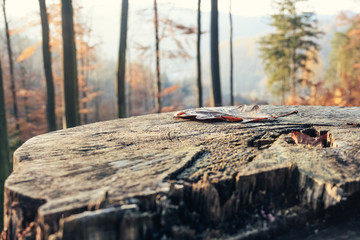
[2,105,360,240]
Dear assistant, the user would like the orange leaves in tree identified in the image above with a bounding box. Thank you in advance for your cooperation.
[159,85,180,97]
[17,42,41,63]
[79,108,89,114]
[353,62,360,69]
[161,105,177,113]
[175,105,298,123]
[80,92,102,103]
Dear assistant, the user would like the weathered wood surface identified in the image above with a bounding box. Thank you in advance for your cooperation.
[2,105,360,240]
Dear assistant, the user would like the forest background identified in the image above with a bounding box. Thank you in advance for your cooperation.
[1,0,360,230]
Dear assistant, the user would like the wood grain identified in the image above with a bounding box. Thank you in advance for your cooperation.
[2,105,360,239]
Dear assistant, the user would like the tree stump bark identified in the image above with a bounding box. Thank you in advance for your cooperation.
[2,105,360,240]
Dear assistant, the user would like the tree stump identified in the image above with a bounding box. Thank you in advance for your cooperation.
[2,105,360,240]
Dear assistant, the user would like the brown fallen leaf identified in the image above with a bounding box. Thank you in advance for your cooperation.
[174,105,298,123]
[291,131,327,148]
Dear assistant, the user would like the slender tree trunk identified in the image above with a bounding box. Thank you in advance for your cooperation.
[94,98,100,122]
[210,0,222,106]
[80,57,88,124]
[117,0,128,118]
[281,76,285,105]
[82,94,88,124]
[196,0,203,108]
[127,47,132,117]
[154,0,161,113]
[61,0,79,128]
[0,58,10,231]
[290,48,296,99]
[19,66,30,122]
[145,71,150,113]
[94,77,100,122]
[290,23,297,100]
[229,0,234,106]
[84,56,90,124]
[39,0,56,132]
[2,0,19,130]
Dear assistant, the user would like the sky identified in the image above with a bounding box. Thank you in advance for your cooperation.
[5,0,360,19]
[4,0,360,60]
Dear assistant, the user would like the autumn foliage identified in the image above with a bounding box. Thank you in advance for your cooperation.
[285,12,360,106]
[1,0,105,142]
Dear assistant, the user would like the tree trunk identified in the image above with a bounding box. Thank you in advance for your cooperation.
[80,57,88,124]
[290,48,296,99]
[84,56,89,124]
[290,22,297,100]
[210,0,222,107]
[127,48,132,117]
[281,76,286,105]
[94,77,100,122]
[229,0,234,106]
[117,0,128,118]
[19,66,30,122]
[0,58,10,231]
[39,0,56,132]
[154,0,161,113]
[61,0,79,128]
[2,0,19,130]
[3,106,360,239]
[196,0,203,108]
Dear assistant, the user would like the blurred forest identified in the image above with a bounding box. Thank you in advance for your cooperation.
[1,0,360,230]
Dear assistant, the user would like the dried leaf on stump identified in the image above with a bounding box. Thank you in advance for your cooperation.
[174,105,298,123]
[291,131,327,148]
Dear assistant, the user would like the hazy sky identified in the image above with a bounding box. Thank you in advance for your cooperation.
[4,0,360,60]
[6,0,360,19]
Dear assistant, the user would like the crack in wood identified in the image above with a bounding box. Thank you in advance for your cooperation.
[165,150,208,181]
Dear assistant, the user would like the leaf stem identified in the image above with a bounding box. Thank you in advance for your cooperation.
[274,110,298,119]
